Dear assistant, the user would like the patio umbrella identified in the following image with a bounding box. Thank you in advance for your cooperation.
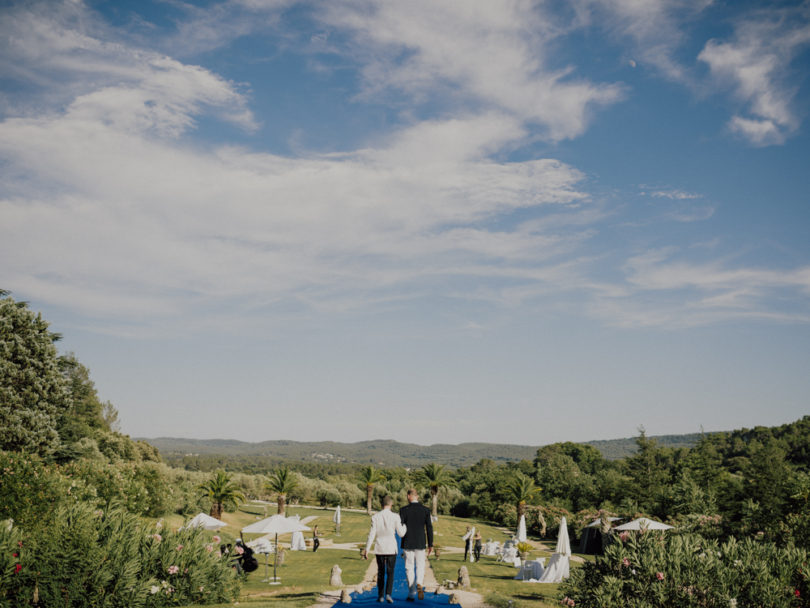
[468,526,476,562]
[333,505,341,535]
[517,514,527,543]
[242,515,311,583]
[555,517,571,557]
[183,513,227,531]
[614,517,673,531]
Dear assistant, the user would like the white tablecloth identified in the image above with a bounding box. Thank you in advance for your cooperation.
[515,558,546,581]
[290,531,307,551]
[482,541,500,556]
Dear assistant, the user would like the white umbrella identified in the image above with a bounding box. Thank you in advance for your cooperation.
[242,515,311,583]
[517,514,527,543]
[183,513,227,531]
[468,526,477,562]
[614,517,673,531]
[555,517,571,557]
[333,505,341,535]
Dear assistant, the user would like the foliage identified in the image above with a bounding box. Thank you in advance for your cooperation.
[0,293,71,457]
[199,470,245,519]
[507,473,542,519]
[415,463,455,517]
[559,530,809,607]
[358,465,385,514]
[0,451,69,529]
[265,467,298,514]
[0,503,240,608]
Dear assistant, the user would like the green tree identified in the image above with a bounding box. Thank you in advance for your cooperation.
[359,465,385,514]
[199,470,245,519]
[266,467,298,514]
[416,463,454,518]
[0,291,71,457]
[506,473,541,521]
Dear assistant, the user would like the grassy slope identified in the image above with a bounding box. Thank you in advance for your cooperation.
[175,504,577,608]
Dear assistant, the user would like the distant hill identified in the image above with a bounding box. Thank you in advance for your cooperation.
[141,432,707,467]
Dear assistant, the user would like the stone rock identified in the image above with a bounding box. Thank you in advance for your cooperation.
[449,593,460,604]
[330,564,343,586]
[457,566,470,588]
[340,589,352,603]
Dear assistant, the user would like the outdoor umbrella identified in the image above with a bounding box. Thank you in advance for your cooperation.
[333,505,341,535]
[517,514,527,543]
[555,516,571,557]
[242,515,311,583]
[183,513,227,531]
[468,526,476,562]
[614,517,673,531]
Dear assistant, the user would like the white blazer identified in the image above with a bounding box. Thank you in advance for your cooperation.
[365,508,407,555]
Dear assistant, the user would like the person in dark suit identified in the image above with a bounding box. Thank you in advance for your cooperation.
[399,488,433,601]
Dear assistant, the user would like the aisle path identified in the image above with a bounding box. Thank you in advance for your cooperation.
[335,538,451,607]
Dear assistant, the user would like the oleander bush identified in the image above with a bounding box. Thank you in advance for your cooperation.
[0,502,240,608]
[559,530,809,608]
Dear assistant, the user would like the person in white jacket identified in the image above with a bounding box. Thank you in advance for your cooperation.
[362,495,407,603]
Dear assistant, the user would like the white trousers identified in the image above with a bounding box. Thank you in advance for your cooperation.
[403,549,425,597]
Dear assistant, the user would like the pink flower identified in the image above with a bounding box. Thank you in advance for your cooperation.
[656,572,664,581]
[206,544,214,552]
[167,565,180,575]
[212,535,221,543]
[622,557,630,567]
[152,534,162,542]
[234,545,244,555]
[176,544,183,552]
[619,531,629,542]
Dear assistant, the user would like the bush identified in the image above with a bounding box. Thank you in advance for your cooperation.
[559,530,809,607]
[0,502,240,608]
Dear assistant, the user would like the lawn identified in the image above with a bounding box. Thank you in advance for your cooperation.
[174,504,576,608]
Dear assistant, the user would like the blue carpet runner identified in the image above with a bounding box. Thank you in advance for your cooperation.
[337,536,452,607]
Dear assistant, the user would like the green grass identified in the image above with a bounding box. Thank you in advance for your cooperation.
[173,506,578,608]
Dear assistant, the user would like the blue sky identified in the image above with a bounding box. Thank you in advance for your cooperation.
[1,0,809,445]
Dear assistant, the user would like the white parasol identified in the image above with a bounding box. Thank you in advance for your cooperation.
[517,514,527,543]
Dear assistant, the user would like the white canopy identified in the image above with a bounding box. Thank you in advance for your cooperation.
[517,514,527,543]
[555,516,571,557]
[183,513,227,530]
[538,552,570,583]
[242,514,311,536]
[586,517,623,528]
[614,517,673,531]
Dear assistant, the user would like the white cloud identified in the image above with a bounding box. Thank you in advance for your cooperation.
[0,1,256,133]
[698,5,810,146]
[0,105,593,334]
[317,0,624,141]
[579,0,713,82]
[587,248,810,327]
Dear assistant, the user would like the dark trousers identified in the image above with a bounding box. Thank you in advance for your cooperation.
[313,538,320,552]
[474,542,481,561]
[376,554,396,598]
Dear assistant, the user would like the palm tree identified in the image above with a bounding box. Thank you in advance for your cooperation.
[199,470,245,520]
[507,473,541,521]
[359,465,385,514]
[417,463,455,518]
[266,467,298,514]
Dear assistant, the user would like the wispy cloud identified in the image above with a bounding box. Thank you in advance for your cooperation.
[578,0,713,82]
[698,4,810,146]
[587,248,810,328]
[317,0,624,141]
[0,0,257,133]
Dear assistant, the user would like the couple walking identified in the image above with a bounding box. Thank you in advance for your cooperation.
[361,489,434,603]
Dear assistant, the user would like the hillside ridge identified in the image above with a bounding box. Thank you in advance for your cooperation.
[140,432,708,466]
